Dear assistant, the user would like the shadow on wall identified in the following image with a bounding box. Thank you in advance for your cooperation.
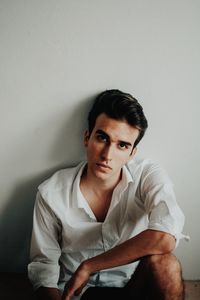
[0,171,57,273]
[0,95,95,273]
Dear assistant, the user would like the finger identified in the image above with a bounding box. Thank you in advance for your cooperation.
[62,289,73,300]
[74,286,84,296]
[74,289,81,296]
[63,293,72,300]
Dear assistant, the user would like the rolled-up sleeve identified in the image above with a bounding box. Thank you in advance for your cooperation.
[141,164,187,246]
[28,192,61,290]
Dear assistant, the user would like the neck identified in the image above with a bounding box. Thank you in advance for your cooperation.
[81,165,122,194]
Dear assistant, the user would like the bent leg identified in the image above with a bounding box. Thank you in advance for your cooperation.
[81,254,184,300]
[125,253,184,300]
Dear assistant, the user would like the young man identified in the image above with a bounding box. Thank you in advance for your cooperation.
[28,89,186,300]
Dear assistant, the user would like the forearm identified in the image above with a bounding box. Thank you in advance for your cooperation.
[35,287,62,300]
[83,229,176,274]
[61,230,176,299]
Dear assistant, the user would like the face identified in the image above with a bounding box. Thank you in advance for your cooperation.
[84,113,140,184]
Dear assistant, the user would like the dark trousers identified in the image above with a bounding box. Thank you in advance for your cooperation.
[81,287,130,300]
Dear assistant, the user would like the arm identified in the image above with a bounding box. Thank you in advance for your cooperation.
[35,287,62,300]
[62,229,175,300]
[81,229,175,272]
[28,192,61,294]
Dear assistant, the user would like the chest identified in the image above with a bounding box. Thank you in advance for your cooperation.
[86,194,112,222]
[61,191,148,252]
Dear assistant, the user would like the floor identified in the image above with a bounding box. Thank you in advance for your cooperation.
[0,273,199,299]
[185,281,200,300]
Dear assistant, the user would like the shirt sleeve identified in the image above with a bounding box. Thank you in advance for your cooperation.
[28,192,62,290]
[140,164,187,246]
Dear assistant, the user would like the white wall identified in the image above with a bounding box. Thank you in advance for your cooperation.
[0,0,199,279]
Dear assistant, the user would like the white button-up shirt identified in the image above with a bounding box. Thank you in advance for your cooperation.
[28,157,186,298]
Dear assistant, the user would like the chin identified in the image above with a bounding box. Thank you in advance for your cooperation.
[92,168,112,179]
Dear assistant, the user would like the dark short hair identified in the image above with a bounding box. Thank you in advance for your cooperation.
[88,89,148,147]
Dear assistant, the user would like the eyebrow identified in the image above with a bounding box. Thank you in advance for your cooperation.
[95,129,133,147]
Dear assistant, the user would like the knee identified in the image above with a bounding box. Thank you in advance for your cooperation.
[144,254,182,277]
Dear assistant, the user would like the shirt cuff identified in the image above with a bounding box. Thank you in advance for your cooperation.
[148,222,190,248]
[28,261,60,290]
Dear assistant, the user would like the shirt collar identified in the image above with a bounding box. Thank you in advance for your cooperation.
[73,162,88,209]
[73,162,97,219]
[119,164,134,192]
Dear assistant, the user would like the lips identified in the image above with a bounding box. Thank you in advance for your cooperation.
[96,163,112,170]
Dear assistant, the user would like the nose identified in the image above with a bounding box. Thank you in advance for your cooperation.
[101,144,113,162]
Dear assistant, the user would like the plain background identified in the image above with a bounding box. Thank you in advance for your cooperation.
[0,0,199,280]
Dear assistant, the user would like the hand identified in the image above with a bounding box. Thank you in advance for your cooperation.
[62,263,91,300]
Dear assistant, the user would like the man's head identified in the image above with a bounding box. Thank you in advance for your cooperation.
[88,89,148,148]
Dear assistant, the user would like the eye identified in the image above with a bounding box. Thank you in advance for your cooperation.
[118,142,129,150]
[96,133,108,143]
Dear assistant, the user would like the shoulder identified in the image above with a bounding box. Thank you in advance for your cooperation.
[38,161,86,198]
[126,157,172,186]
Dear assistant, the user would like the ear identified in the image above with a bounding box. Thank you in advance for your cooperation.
[128,147,137,161]
[83,130,90,147]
